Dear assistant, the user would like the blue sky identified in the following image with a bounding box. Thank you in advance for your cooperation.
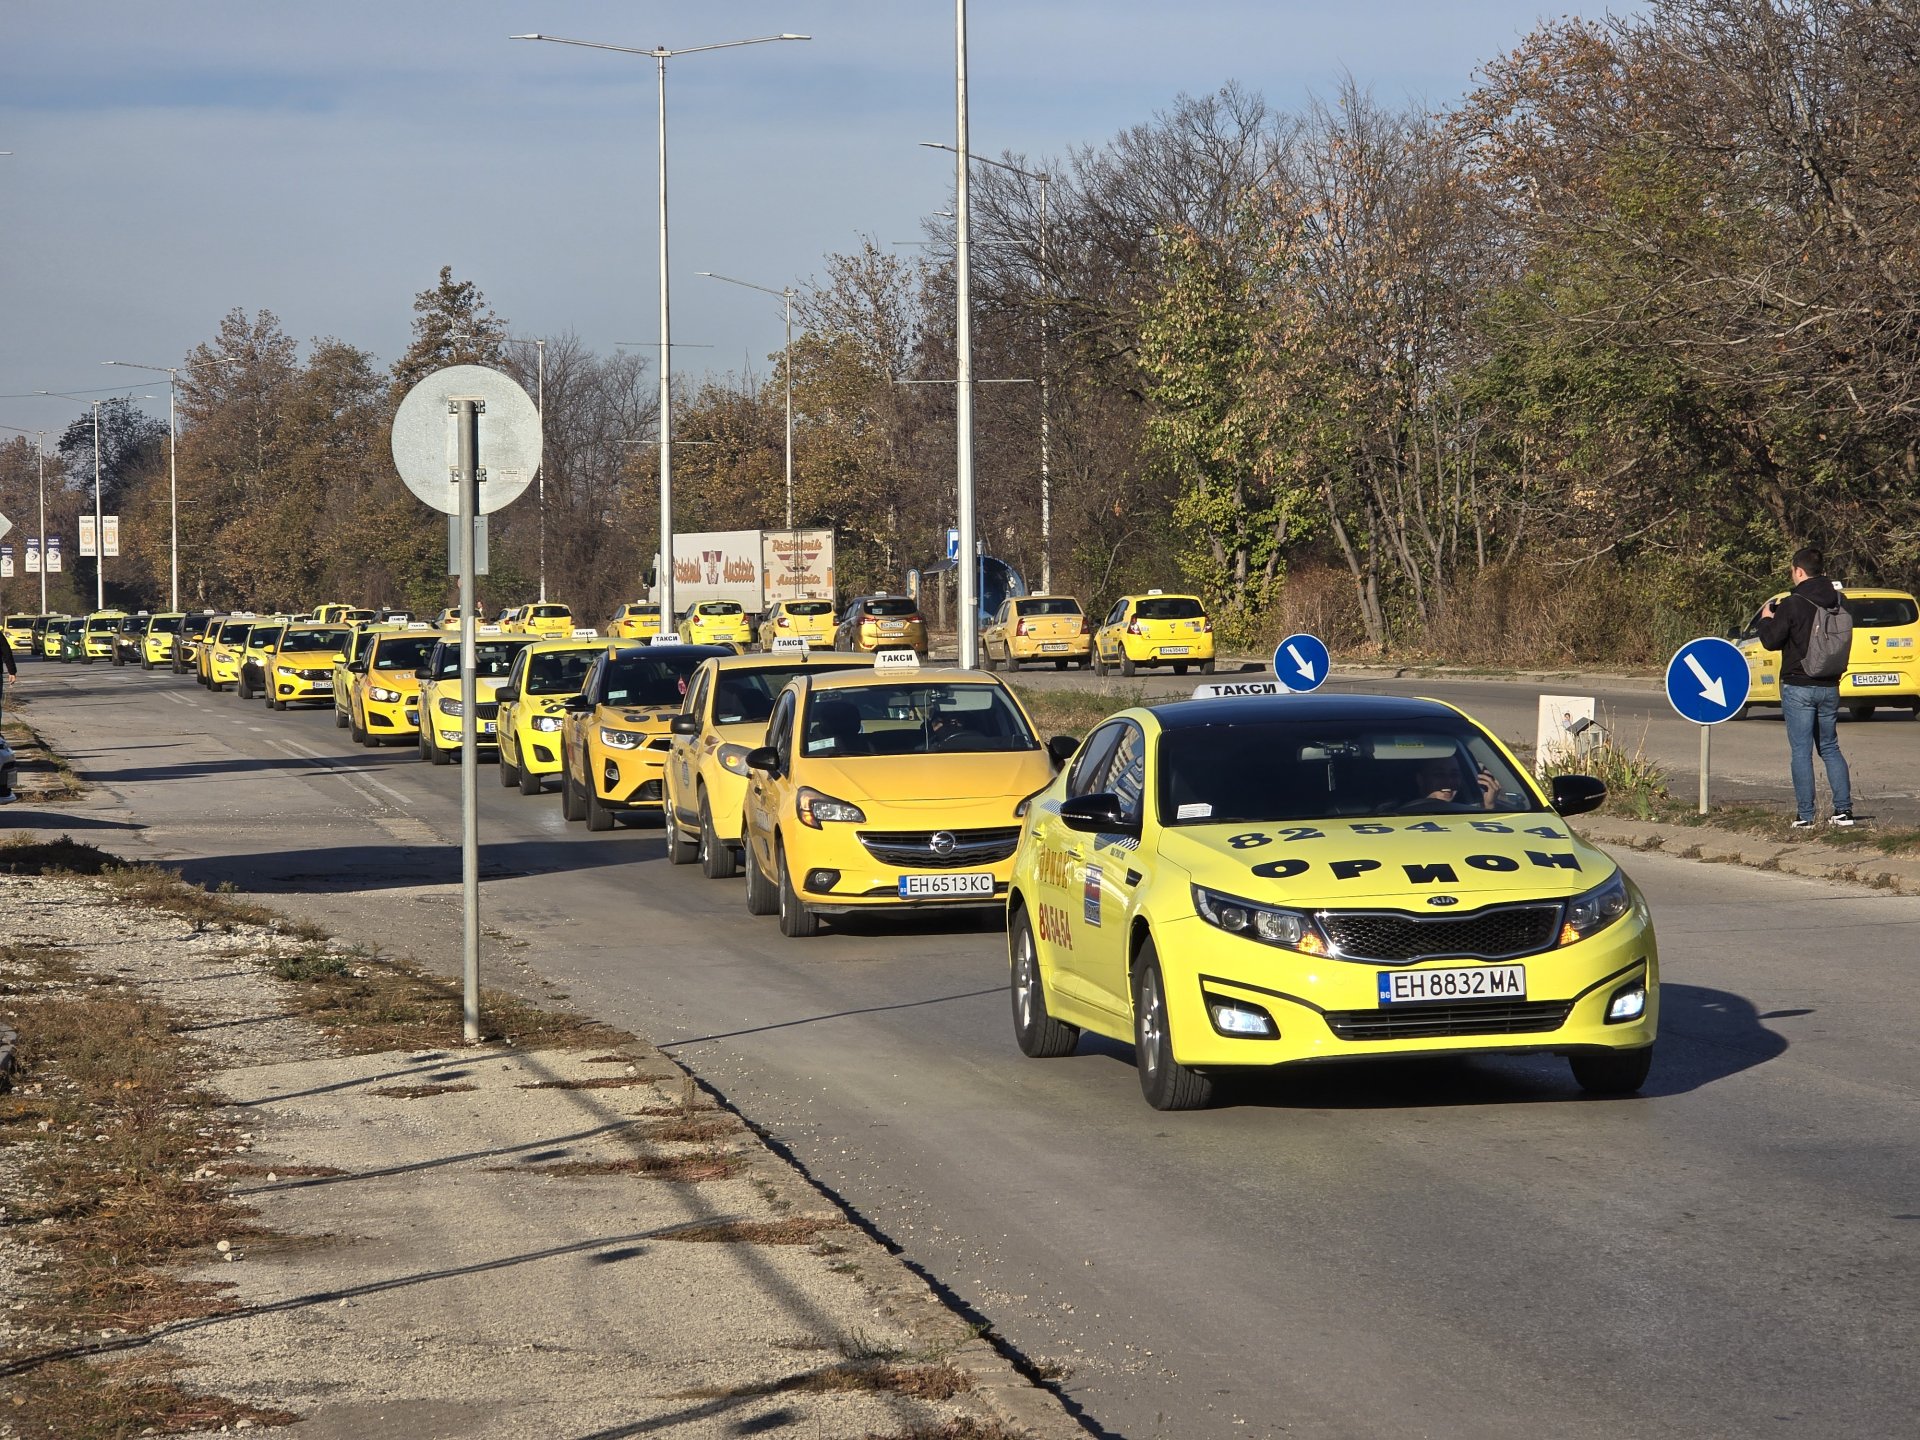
[1,1,1632,435]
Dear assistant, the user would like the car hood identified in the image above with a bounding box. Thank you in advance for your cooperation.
[597,704,679,731]
[805,750,1052,806]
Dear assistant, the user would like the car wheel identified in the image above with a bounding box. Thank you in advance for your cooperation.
[427,733,452,765]
[1132,939,1214,1111]
[560,766,586,822]
[699,791,737,880]
[585,779,615,831]
[1010,906,1079,1058]
[1732,703,1751,721]
[744,834,779,915]
[350,711,368,745]
[1908,700,1920,721]
[1093,652,1107,677]
[1120,655,1136,678]
[776,839,819,938]
[1570,1046,1653,1096]
[519,762,545,797]
[1199,659,1216,675]
[1054,659,1068,670]
[1849,703,1874,722]
[981,648,997,672]
[498,752,521,788]
[235,674,251,700]
[665,801,698,865]
[1173,662,1188,676]
[270,696,286,711]
[140,657,152,672]
[335,705,348,729]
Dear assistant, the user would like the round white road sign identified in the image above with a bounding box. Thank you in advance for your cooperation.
[390,364,540,515]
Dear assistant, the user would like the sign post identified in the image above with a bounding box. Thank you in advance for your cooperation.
[1272,633,1330,694]
[1664,637,1751,815]
[391,365,540,1044]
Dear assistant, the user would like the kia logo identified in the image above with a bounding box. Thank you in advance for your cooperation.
[930,831,957,857]
[1426,895,1459,907]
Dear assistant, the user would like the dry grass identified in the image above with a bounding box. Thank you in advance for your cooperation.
[370,1082,479,1099]
[0,833,118,876]
[517,1074,655,1091]
[3,1354,297,1439]
[1009,682,1148,740]
[676,1360,974,1404]
[865,1422,1022,1440]
[660,1217,850,1246]
[504,1152,746,1182]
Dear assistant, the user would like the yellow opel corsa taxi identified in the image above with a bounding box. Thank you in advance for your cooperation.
[1005,692,1657,1110]
[233,620,288,701]
[517,603,575,638]
[756,599,837,651]
[1092,592,1215,677]
[983,595,1092,671]
[497,636,609,795]
[260,624,351,711]
[1733,585,1920,721]
[332,625,396,728]
[345,629,438,746]
[559,643,728,830]
[664,650,872,878]
[740,657,1061,938]
[416,631,534,764]
[608,602,663,641]
[678,601,753,649]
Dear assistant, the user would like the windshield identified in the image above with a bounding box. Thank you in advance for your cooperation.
[248,626,285,649]
[373,635,437,671]
[1135,597,1204,621]
[433,639,530,679]
[1846,596,1919,628]
[864,598,918,618]
[697,602,743,616]
[281,628,349,652]
[599,652,706,707]
[803,682,1036,756]
[87,616,121,632]
[220,626,254,647]
[1158,717,1544,825]
[709,665,845,725]
[783,601,833,617]
[525,648,599,695]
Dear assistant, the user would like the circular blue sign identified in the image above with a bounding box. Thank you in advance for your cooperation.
[1665,636,1751,724]
[1272,633,1330,694]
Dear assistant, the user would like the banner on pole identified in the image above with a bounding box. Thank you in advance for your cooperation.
[47,536,61,572]
[80,517,96,558]
[102,515,120,557]
[1,544,13,579]
[24,537,39,574]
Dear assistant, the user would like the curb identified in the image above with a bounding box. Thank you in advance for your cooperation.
[0,1022,16,1093]
[1577,816,1920,894]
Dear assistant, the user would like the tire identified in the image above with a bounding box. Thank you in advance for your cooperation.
[1199,659,1215,675]
[498,752,521,788]
[140,657,152,672]
[235,673,251,701]
[1908,701,1920,721]
[1570,1046,1653,1096]
[1120,655,1136,678]
[1173,662,1188,676]
[270,697,286,711]
[699,792,737,879]
[1732,703,1751,721]
[427,733,451,765]
[335,705,348,729]
[1132,940,1214,1111]
[519,762,545,797]
[561,767,587,823]
[1093,652,1107,678]
[775,840,819,938]
[351,711,369,745]
[585,779,615,831]
[1054,659,1068,671]
[665,805,698,865]
[744,835,779,916]
[1848,703,1874,722]
[981,649,998,672]
[1010,907,1079,1058]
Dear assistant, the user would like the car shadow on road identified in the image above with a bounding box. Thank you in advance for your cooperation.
[0,809,145,834]
[166,839,637,894]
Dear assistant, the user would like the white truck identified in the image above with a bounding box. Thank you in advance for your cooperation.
[660,528,836,621]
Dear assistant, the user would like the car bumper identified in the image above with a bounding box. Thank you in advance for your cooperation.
[511,723,566,775]
[363,694,421,736]
[782,822,1019,910]
[1006,636,1091,661]
[851,631,928,653]
[1119,636,1214,664]
[591,740,671,806]
[272,675,337,704]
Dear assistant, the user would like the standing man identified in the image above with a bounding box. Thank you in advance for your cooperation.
[1756,546,1854,829]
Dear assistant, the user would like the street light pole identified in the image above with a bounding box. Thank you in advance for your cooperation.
[511,29,810,625]
[952,0,978,670]
[102,356,235,611]
[698,271,797,531]
[535,337,547,603]
[0,425,51,611]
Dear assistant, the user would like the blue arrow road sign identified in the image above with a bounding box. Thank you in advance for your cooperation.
[1665,636,1751,724]
[1273,633,1330,693]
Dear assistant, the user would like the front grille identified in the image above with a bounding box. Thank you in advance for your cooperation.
[1320,904,1561,963]
[475,700,500,720]
[1326,999,1573,1041]
[857,827,1021,869]
[298,667,331,680]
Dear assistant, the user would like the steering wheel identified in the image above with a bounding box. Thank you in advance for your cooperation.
[1375,797,1465,815]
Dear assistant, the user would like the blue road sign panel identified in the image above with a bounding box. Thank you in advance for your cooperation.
[1665,636,1751,724]
[1273,633,1330,694]
[946,527,960,561]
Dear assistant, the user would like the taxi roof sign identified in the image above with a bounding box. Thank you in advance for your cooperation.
[1192,679,1288,700]
[570,627,599,638]
[648,633,681,646]
[769,635,809,652]
[872,648,921,671]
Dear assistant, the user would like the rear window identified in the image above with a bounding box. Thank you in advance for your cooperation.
[530,605,571,619]
[1016,598,1082,617]
[865,598,918,618]
[1845,597,1919,628]
[784,601,833,617]
[698,602,744,616]
[624,604,659,617]
[1134,597,1204,621]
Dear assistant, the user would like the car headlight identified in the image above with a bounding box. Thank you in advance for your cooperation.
[275,665,296,678]
[797,786,865,827]
[717,743,753,776]
[1191,885,1328,954]
[600,726,644,750]
[531,714,563,732]
[368,686,402,703]
[438,697,464,716]
[1560,871,1633,945]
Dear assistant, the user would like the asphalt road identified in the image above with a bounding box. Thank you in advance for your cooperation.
[15,659,1920,1440]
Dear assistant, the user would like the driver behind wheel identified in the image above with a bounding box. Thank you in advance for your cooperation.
[1413,754,1498,810]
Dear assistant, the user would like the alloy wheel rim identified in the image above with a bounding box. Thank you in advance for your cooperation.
[1015,929,1037,1029]
[1140,972,1164,1078]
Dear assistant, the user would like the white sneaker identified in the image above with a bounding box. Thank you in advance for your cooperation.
[1829,811,1856,828]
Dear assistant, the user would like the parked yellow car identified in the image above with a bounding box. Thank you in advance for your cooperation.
[497,636,610,795]
[137,613,189,669]
[558,643,727,831]
[234,620,288,701]
[608,602,664,641]
[416,631,534,764]
[678,601,752,649]
[756,599,837,651]
[3,614,47,655]
[262,624,351,711]
[664,650,871,878]
[1733,586,1920,721]
[833,595,928,656]
[205,619,254,690]
[83,610,127,661]
[345,629,438,746]
[983,595,1092,671]
[333,625,397,729]
[514,602,575,638]
[1092,592,1215,676]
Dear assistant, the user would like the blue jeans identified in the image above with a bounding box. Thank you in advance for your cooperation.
[1781,685,1851,820]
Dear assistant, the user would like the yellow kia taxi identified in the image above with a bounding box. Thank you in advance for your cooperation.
[664,650,872,878]
[559,643,727,831]
[756,599,836,651]
[515,602,574,638]
[497,636,610,795]
[608,602,664,641]
[345,628,438,746]
[739,657,1059,938]
[1733,585,1920,721]
[678,601,752,649]
[416,631,535,764]
[233,620,288,701]
[1006,692,1656,1110]
[261,623,351,711]
[83,610,127,661]
[205,619,255,690]
[1093,592,1215,677]
[983,595,1092,671]
[332,625,397,729]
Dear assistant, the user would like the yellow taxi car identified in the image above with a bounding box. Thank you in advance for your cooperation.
[559,643,727,831]
[514,602,575,638]
[259,623,351,711]
[608,602,664,641]
[756,599,836,651]
[833,595,928,656]
[233,620,288,701]
[664,650,872,878]
[137,613,188,669]
[416,630,535,764]
[1005,691,1655,1109]
[1733,585,1920,721]
[174,613,219,675]
[332,625,397,729]
[740,656,1061,938]
[678,601,752,649]
[82,610,127,661]
[1092,592,1215,677]
[344,628,439,746]
[983,595,1092,671]
[204,619,256,690]
[2,614,42,654]
[497,635,610,795]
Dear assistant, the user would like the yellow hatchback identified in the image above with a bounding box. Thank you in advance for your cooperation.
[1093,592,1215,677]
[1734,586,1920,721]
[345,629,438,746]
[263,623,352,711]
[497,637,610,795]
[416,631,535,764]
[756,599,837,651]
[233,620,288,701]
[517,603,575,638]
[678,601,752,649]
[983,595,1092,671]
[333,625,397,729]
[83,610,127,661]
[558,643,728,830]
[608,602,664,641]
[204,619,254,690]
[740,659,1060,938]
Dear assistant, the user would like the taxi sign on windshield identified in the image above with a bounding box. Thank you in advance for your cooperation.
[1193,679,1286,700]
[769,636,809,652]
[873,648,921,672]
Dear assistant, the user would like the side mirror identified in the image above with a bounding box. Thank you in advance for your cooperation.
[564,694,594,713]
[745,746,780,775]
[669,714,700,735]
[414,666,432,680]
[1550,774,1607,818]
[1046,734,1080,769]
[347,660,367,675]
[1059,792,1137,837]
